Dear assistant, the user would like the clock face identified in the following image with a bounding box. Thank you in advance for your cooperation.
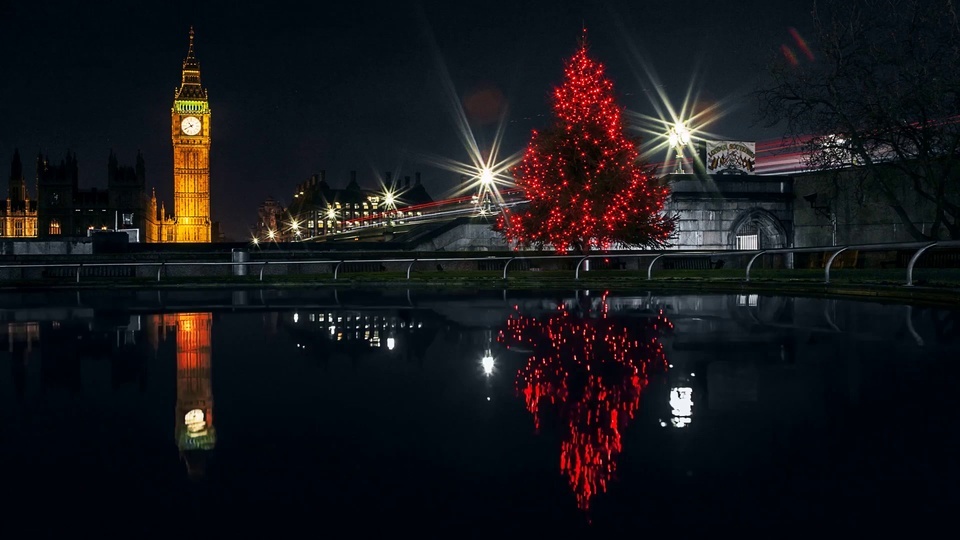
[181,116,202,135]
[184,408,206,432]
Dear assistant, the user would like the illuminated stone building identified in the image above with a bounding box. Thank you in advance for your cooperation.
[158,27,212,243]
[0,150,38,238]
[172,312,215,478]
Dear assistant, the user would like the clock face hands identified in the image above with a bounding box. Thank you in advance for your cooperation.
[181,116,201,135]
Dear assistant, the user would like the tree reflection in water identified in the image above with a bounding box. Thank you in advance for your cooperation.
[499,293,672,512]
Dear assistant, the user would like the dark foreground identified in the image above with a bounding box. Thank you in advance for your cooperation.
[1,288,958,535]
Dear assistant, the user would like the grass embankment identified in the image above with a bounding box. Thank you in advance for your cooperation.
[3,267,960,306]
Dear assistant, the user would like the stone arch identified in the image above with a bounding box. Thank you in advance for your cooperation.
[728,207,788,249]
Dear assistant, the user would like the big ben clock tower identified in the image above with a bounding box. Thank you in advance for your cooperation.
[171,27,211,243]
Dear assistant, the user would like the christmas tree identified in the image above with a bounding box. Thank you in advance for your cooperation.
[499,32,675,253]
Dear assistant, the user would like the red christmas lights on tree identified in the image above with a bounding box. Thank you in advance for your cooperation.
[498,31,676,253]
[498,293,672,512]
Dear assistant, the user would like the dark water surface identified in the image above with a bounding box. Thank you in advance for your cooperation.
[1,288,958,534]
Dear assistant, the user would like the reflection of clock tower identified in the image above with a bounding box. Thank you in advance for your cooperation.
[171,27,211,243]
[174,312,215,478]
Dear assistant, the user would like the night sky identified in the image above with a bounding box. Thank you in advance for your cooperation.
[1,0,816,240]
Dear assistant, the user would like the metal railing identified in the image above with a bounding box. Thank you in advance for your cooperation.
[1,239,958,286]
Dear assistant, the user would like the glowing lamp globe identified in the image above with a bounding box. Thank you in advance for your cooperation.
[480,168,494,185]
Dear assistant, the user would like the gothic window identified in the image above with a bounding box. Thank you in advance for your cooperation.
[15,221,24,237]
[49,219,61,235]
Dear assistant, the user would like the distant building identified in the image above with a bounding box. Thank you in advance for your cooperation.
[33,150,153,240]
[0,149,38,238]
[277,170,433,241]
[254,196,285,241]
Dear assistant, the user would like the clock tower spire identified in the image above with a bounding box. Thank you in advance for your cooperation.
[170,26,212,243]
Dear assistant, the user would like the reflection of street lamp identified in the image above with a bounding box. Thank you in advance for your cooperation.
[481,349,494,376]
[668,121,692,174]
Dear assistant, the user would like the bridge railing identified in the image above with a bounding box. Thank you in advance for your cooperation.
[1,239,958,286]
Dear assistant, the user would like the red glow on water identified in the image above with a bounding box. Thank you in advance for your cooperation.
[498,293,671,512]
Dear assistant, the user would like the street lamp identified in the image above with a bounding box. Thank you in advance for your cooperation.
[381,190,397,227]
[668,121,692,174]
[480,168,494,186]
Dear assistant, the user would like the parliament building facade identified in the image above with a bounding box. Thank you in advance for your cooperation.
[1,28,213,243]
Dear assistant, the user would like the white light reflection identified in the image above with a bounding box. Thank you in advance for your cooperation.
[387,337,396,350]
[481,350,495,376]
[184,409,206,434]
[669,387,694,428]
[293,312,299,323]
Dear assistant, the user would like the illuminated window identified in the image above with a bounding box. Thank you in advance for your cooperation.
[49,219,61,235]
[14,221,23,237]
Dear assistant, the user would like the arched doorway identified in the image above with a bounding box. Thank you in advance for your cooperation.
[728,208,787,250]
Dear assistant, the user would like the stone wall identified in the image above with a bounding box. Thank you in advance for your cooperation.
[665,174,794,250]
[0,238,94,255]
[792,168,940,247]
[414,222,509,252]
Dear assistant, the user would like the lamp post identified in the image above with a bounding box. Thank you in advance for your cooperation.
[382,191,396,226]
[668,121,692,174]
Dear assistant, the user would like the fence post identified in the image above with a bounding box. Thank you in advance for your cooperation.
[259,261,269,282]
[502,257,517,280]
[334,261,344,280]
[574,256,590,280]
[824,247,849,284]
[156,262,164,282]
[76,264,82,284]
[744,250,768,282]
[406,259,417,280]
[647,254,666,280]
[905,242,938,286]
